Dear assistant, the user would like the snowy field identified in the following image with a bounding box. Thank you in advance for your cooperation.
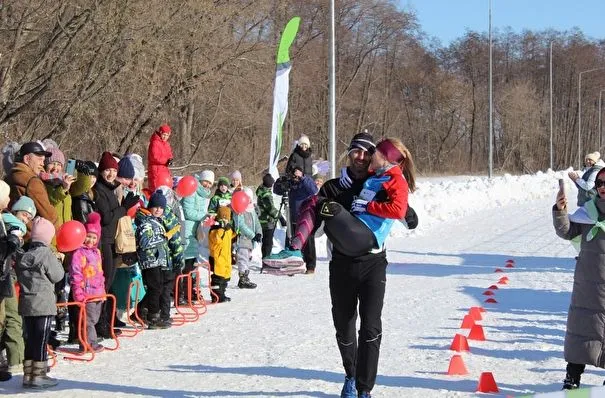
[1,169,601,397]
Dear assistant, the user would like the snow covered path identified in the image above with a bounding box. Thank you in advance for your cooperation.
[0,178,594,397]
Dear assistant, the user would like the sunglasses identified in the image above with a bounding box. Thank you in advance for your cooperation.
[596,179,605,188]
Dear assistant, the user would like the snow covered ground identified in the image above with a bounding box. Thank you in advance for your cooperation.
[2,169,600,397]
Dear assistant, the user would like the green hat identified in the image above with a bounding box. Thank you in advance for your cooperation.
[217,177,229,187]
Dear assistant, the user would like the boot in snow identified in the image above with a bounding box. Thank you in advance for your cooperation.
[27,361,58,389]
[238,271,257,289]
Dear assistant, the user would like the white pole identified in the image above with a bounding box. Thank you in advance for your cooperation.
[599,90,605,151]
[328,0,336,178]
[488,0,493,178]
[550,42,553,170]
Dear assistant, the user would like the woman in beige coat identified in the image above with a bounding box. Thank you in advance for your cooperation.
[554,167,605,389]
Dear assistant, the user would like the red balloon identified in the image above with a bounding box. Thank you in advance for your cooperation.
[176,175,198,197]
[56,220,87,253]
[231,190,250,214]
[154,173,172,190]
[127,200,143,219]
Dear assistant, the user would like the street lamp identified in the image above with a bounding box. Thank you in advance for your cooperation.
[578,67,605,169]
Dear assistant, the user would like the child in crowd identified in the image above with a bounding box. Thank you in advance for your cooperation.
[15,217,64,389]
[256,174,284,258]
[230,170,243,192]
[208,206,234,302]
[11,195,36,226]
[207,177,232,215]
[233,188,261,289]
[69,212,105,352]
[135,191,183,329]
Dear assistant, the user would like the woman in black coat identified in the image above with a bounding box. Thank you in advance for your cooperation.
[92,152,139,337]
[285,135,314,176]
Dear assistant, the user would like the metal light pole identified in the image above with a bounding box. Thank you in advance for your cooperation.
[549,42,553,170]
[578,67,605,169]
[328,0,336,178]
[488,0,493,178]
[599,90,605,151]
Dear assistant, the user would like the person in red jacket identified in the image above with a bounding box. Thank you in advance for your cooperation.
[147,124,174,191]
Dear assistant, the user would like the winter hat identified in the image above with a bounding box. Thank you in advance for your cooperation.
[84,212,102,239]
[46,147,65,166]
[586,151,601,163]
[148,190,167,210]
[11,196,37,218]
[98,151,119,172]
[217,177,229,187]
[2,213,26,236]
[230,170,242,181]
[30,216,55,245]
[158,124,171,134]
[298,135,311,147]
[0,180,10,205]
[217,206,231,222]
[262,173,275,188]
[198,170,215,185]
[117,157,135,179]
[126,154,145,181]
[348,131,376,154]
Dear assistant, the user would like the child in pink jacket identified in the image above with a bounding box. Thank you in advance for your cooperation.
[69,212,105,352]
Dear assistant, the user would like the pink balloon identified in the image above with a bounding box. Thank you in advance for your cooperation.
[176,175,197,197]
[231,190,250,214]
[56,220,87,253]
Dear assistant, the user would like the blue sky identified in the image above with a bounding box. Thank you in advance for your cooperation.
[399,0,605,45]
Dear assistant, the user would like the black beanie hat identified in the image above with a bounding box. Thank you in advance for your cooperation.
[148,190,167,210]
[262,174,275,188]
[117,157,135,179]
[348,131,376,154]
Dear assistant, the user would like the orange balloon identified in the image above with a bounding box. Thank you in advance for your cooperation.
[56,220,87,252]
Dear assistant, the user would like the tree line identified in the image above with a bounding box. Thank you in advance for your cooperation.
[1,0,604,178]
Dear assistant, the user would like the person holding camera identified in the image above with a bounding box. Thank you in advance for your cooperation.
[272,166,318,273]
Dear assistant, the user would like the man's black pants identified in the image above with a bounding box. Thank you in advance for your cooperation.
[329,254,387,393]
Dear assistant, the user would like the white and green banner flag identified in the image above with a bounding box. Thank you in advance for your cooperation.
[269,16,301,180]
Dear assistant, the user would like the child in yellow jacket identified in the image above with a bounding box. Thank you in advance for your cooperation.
[208,206,234,303]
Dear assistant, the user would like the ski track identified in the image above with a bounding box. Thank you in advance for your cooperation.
[0,196,594,397]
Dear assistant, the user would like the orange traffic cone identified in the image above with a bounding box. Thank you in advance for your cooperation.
[506,259,515,264]
[499,276,509,282]
[450,334,470,352]
[447,354,468,375]
[469,307,483,321]
[505,263,515,268]
[476,372,499,393]
[482,290,495,296]
[494,268,504,273]
[468,324,486,341]
[488,284,499,290]
[460,315,475,329]
[484,298,498,303]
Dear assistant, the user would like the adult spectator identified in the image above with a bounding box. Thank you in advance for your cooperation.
[93,152,139,337]
[273,166,318,273]
[178,170,213,303]
[5,142,58,228]
[568,151,605,206]
[147,124,173,191]
[285,135,313,176]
